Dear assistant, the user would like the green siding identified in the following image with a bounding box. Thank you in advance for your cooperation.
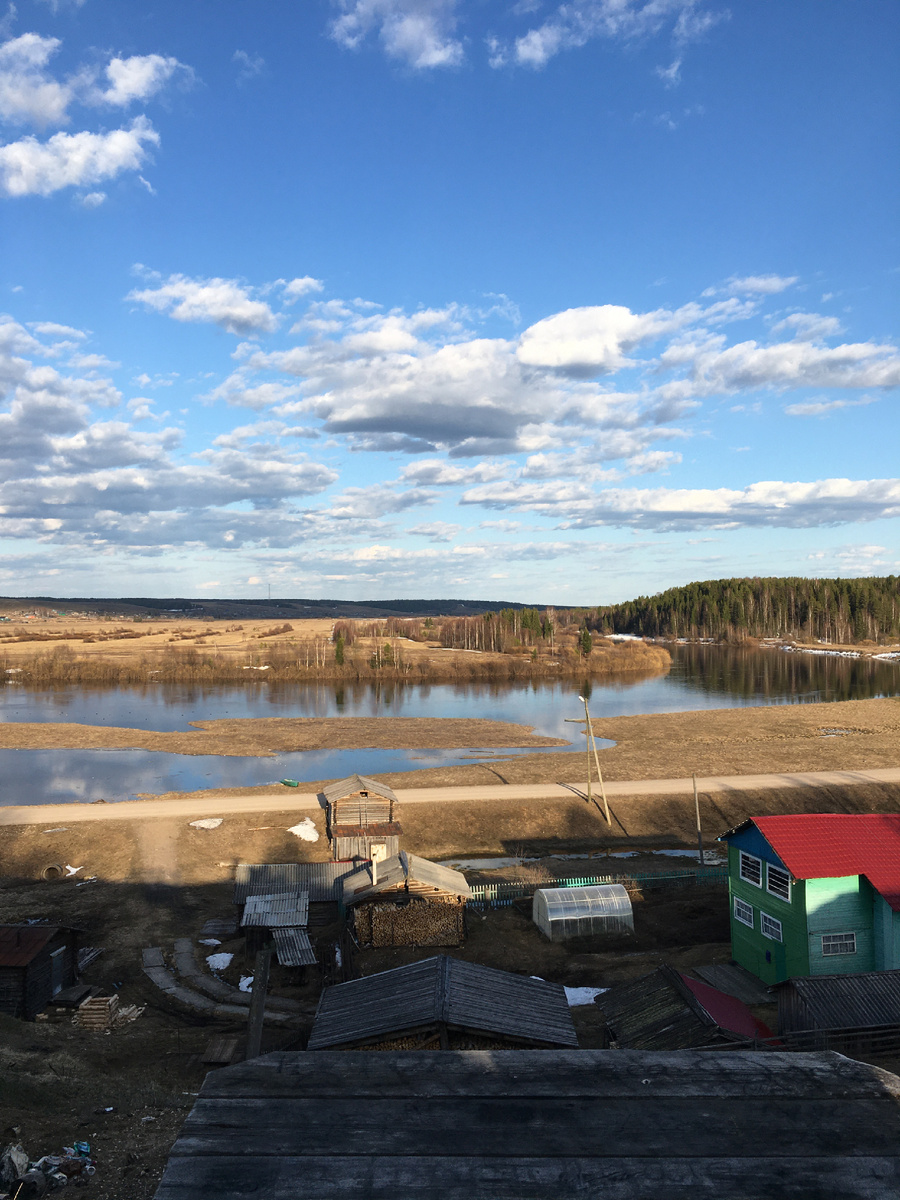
[805,876,875,975]
[727,844,808,984]
[873,895,900,971]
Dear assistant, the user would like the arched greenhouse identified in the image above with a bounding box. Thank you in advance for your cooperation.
[532,884,634,943]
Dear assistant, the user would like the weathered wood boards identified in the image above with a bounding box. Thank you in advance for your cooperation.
[153,1049,900,1200]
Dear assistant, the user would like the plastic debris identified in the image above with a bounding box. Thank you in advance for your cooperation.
[189,818,223,830]
[64,865,83,876]
[280,778,299,787]
[1,1143,28,1186]
[287,818,318,842]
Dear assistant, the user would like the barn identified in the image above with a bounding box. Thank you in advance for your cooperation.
[307,955,578,1050]
[343,851,471,947]
[0,925,80,1020]
[322,774,402,862]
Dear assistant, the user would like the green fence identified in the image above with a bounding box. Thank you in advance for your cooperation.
[467,865,728,908]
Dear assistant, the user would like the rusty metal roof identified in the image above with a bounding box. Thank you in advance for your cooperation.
[0,924,61,968]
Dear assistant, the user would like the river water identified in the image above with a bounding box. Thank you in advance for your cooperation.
[1,644,897,805]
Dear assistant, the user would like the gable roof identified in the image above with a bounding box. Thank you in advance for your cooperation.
[321,774,398,806]
[307,955,577,1050]
[342,851,471,906]
[720,814,900,911]
[777,969,900,1032]
[0,924,68,968]
[233,862,355,905]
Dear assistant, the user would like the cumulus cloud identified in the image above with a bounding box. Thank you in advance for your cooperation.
[0,33,73,127]
[127,273,279,336]
[279,276,324,303]
[329,0,464,69]
[770,312,843,341]
[407,520,461,541]
[93,54,191,107]
[0,116,159,197]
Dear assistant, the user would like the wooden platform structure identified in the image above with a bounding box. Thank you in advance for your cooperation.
[322,774,402,861]
[153,1048,900,1199]
[307,956,577,1051]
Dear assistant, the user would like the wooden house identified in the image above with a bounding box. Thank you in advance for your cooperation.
[599,964,774,1050]
[307,955,578,1050]
[153,1048,900,1199]
[342,851,471,947]
[776,968,900,1054]
[719,814,900,985]
[322,774,402,862]
[0,925,79,1020]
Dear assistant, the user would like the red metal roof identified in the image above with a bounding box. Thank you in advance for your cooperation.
[0,924,59,968]
[751,814,900,912]
[679,973,774,1041]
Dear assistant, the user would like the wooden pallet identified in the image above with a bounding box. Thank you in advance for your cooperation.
[74,994,119,1030]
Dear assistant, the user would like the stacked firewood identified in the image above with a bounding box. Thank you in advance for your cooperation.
[353,900,465,947]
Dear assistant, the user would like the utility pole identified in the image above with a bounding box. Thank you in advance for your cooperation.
[693,773,705,866]
[566,697,610,825]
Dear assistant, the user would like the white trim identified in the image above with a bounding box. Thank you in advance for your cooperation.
[739,851,762,888]
[760,911,783,942]
[733,896,754,928]
[822,932,857,956]
[766,863,791,903]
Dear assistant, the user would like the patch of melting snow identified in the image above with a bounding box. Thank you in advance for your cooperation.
[199,938,221,947]
[206,952,233,973]
[287,818,319,842]
[564,986,608,1007]
[189,818,223,830]
[239,975,253,993]
[43,827,69,833]
[652,849,726,864]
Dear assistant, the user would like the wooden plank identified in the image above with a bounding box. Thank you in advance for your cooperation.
[200,1050,900,1101]
[154,1154,900,1200]
[172,1096,900,1159]
[245,946,272,1060]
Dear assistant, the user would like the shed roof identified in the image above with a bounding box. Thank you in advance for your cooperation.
[153,1048,900,1199]
[272,928,317,969]
[241,891,309,929]
[233,863,354,905]
[321,774,398,806]
[777,970,900,1031]
[0,924,62,968]
[342,852,471,906]
[719,814,900,910]
[307,955,577,1050]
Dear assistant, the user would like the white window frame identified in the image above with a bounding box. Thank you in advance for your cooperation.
[733,896,754,928]
[760,911,783,942]
[766,863,791,903]
[822,932,857,956]
[739,851,762,888]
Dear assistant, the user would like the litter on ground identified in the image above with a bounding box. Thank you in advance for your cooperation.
[287,817,319,842]
[64,864,83,876]
[189,818,223,830]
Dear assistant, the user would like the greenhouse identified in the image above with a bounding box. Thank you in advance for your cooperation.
[532,884,634,943]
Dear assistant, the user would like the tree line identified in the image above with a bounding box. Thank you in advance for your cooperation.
[591,576,900,643]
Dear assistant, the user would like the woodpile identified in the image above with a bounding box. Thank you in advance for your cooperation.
[358,1034,442,1051]
[73,994,118,1030]
[352,899,465,948]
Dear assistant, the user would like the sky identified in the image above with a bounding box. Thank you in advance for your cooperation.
[0,0,898,605]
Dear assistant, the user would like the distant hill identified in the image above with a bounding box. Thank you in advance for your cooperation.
[592,576,900,643]
[0,595,544,621]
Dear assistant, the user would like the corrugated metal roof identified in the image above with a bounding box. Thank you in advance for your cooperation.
[272,927,317,968]
[241,891,309,928]
[234,863,355,904]
[778,970,900,1031]
[342,852,471,906]
[0,924,60,968]
[720,815,900,911]
[322,774,398,806]
[307,955,577,1050]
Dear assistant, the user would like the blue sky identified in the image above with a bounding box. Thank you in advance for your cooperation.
[0,0,898,604]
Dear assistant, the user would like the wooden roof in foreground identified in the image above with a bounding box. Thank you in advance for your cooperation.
[153,1049,900,1199]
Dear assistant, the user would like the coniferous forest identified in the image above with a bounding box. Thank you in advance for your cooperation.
[591,577,900,644]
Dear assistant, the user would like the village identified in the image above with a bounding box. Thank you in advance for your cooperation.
[3,758,900,1198]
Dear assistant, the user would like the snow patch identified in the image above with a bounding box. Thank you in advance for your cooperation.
[189,818,223,830]
[206,952,233,973]
[199,938,221,947]
[564,986,608,1006]
[239,975,254,992]
[287,818,319,842]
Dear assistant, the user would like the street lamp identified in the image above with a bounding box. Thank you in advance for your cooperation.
[577,694,610,825]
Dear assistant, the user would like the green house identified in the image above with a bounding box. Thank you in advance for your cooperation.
[718,814,900,986]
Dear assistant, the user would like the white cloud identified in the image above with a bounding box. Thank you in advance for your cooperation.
[655,57,682,86]
[517,303,684,375]
[407,520,460,541]
[93,54,190,107]
[784,396,877,418]
[704,274,798,297]
[0,33,72,127]
[279,276,324,303]
[329,0,464,69]
[770,312,843,341]
[30,321,86,339]
[0,116,159,197]
[127,273,279,336]
[399,459,507,486]
[233,50,266,83]
[79,189,105,207]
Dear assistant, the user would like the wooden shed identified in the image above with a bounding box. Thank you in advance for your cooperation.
[240,890,316,965]
[599,964,774,1050]
[153,1049,900,1199]
[308,955,578,1050]
[343,851,471,947]
[777,968,900,1053]
[234,862,356,928]
[322,774,402,862]
[0,925,79,1020]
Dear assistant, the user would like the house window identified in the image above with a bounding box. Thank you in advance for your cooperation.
[733,897,754,928]
[739,852,762,887]
[766,864,791,902]
[760,912,783,942]
[822,932,857,956]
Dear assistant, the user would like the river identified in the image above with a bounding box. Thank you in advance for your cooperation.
[1,644,897,805]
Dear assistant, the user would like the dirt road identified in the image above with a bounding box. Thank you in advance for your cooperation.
[3,767,900,826]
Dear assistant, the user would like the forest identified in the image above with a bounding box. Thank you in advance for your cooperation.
[591,577,900,644]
